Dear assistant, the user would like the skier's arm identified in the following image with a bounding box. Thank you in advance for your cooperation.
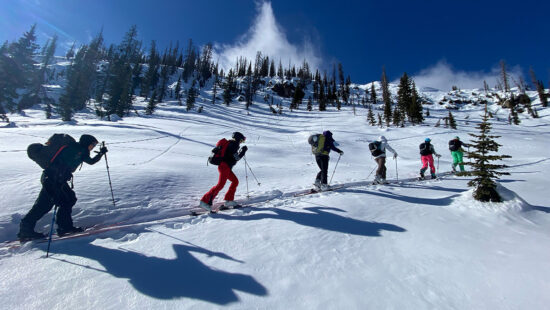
[330,141,343,154]
[234,146,248,160]
[83,146,107,165]
[386,144,397,157]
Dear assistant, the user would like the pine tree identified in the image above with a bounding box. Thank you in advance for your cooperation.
[367,105,376,126]
[145,90,157,115]
[462,104,511,202]
[174,75,182,100]
[500,60,510,94]
[186,80,197,111]
[307,96,312,111]
[377,113,383,128]
[529,67,548,107]
[318,81,327,111]
[509,95,521,125]
[223,70,233,106]
[448,110,457,129]
[392,106,401,127]
[140,40,160,98]
[292,83,305,110]
[381,67,392,126]
[10,24,40,110]
[0,41,23,112]
[370,83,377,104]
[66,42,75,59]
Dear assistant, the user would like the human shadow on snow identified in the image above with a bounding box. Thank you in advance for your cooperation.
[213,206,406,237]
[50,241,268,304]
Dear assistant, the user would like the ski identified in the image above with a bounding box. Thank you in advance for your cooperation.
[190,203,244,216]
[293,185,345,197]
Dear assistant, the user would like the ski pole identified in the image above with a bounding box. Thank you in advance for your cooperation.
[244,156,261,186]
[244,155,250,199]
[46,205,58,258]
[102,142,116,208]
[395,157,399,182]
[329,153,342,185]
[437,156,440,171]
[366,165,376,180]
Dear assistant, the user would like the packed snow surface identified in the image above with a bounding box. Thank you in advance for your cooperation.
[1,89,549,309]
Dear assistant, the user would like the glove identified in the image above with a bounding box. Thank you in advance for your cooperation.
[241,146,248,152]
[393,153,398,159]
[436,154,441,158]
[339,151,344,155]
[100,146,108,154]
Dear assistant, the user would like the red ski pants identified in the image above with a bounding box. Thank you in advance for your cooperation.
[420,155,436,173]
[201,162,239,204]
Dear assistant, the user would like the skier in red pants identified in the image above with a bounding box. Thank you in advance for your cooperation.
[200,132,247,211]
[419,138,441,179]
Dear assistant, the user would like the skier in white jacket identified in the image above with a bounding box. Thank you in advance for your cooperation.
[370,136,397,184]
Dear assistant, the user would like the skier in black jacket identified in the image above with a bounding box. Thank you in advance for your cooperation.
[18,134,107,240]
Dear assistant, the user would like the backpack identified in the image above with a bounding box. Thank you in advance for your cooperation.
[419,142,432,156]
[27,134,76,169]
[208,138,230,165]
[449,140,460,152]
[308,134,326,155]
[369,141,383,157]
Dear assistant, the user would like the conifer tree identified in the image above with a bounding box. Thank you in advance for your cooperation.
[292,84,305,110]
[529,67,548,107]
[392,106,401,127]
[223,71,233,106]
[140,40,160,98]
[499,60,510,94]
[370,83,377,104]
[318,81,327,111]
[145,90,157,115]
[381,67,392,126]
[0,41,22,113]
[174,75,182,100]
[307,96,312,111]
[377,113,383,128]
[509,95,521,125]
[462,104,511,202]
[186,80,197,111]
[448,110,457,129]
[367,105,376,126]
[10,24,40,110]
[66,42,75,60]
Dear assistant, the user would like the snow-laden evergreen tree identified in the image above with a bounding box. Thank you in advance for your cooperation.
[370,83,377,104]
[462,104,511,202]
[9,24,40,111]
[307,96,312,111]
[223,70,234,106]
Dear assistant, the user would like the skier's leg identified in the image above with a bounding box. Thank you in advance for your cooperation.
[55,183,77,230]
[201,163,230,204]
[420,155,429,176]
[428,155,436,174]
[375,157,384,179]
[457,151,465,171]
[315,155,323,184]
[223,170,239,201]
[321,155,329,184]
[19,183,55,235]
[381,157,387,179]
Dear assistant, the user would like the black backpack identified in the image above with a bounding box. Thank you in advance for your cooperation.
[449,140,460,151]
[208,138,230,165]
[27,134,76,169]
[419,142,432,156]
[369,141,383,157]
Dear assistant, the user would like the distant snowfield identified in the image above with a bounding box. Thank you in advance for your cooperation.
[1,89,549,309]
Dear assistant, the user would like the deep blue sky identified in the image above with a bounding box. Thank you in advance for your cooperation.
[1,0,548,87]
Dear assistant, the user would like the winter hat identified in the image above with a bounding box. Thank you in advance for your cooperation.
[79,134,98,147]
[232,132,246,143]
[425,138,431,142]
[378,135,387,142]
[323,130,333,137]
[455,136,460,140]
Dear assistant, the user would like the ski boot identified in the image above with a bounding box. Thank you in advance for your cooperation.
[313,179,322,190]
[199,200,213,212]
[431,173,437,179]
[419,169,426,180]
[320,184,330,191]
[17,221,46,242]
[57,226,84,237]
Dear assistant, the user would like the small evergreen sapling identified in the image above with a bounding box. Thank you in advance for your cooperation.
[461,104,511,202]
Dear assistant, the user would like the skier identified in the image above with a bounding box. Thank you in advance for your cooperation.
[448,136,469,172]
[369,136,398,184]
[199,132,248,212]
[309,130,344,190]
[419,138,441,179]
[18,134,108,241]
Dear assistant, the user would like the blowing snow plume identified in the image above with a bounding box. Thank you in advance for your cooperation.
[215,1,321,72]
[412,60,523,91]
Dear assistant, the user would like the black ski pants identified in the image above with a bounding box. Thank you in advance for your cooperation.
[315,155,330,185]
[375,157,387,179]
[21,172,77,230]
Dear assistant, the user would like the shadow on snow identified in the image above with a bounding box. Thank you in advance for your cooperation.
[50,241,268,305]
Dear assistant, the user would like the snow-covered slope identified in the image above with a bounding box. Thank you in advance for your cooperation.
[1,73,549,309]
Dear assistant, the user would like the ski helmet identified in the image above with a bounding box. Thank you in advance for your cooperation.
[425,138,431,142]
[232,132,246,143]
[378,135,387,142]
[455,136,460,140]
[79,134,98,148]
